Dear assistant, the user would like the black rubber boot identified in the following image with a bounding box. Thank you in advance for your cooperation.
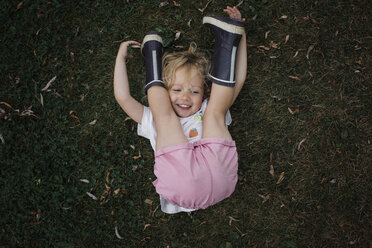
[203,16,245,87]
[141,31,165,94]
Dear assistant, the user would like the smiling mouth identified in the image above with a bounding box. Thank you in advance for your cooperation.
[177,104,191,109]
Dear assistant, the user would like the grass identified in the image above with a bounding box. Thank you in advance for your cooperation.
[1,0,371,247]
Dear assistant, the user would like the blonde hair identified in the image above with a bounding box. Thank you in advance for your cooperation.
[162,44,210,97]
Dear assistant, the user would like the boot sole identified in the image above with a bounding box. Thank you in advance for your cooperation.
[141,33,163,53]
[203,16,245,35]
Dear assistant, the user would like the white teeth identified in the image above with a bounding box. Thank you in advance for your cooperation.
[179,104,190,108]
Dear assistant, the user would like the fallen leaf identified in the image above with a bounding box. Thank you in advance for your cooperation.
[269,164,275,177]
[30,221,42,226]
[130,145,135,150]
[258,194,270,203]
[41,76,56,91]
[159,1,169,7]
[265,31,270,39]
[69,110,79,120]
[285,34,290,44]
[187,19,192,27]
[306,45,314,59]
[40,93,44,106]
[276,172,285,184]
[297,138,306,150]
[16,2,23,11]
[269,152,275,177]
[258,45,270,51]
[279,15,288,19]
[0,134,4,144]
[198,0,212,13]
[106,172,110,184]
[270,40,279,48]
[174,31,181,41]
[228,216,240,226]
[89,119,97,125]
[288,75,301,81]
[115,226,124,239]
[0,102,16,111]
[173,0,180,6]
[70,52,74,61]
[144,199,153,205]
[79,179,90,183]
[311,18,319,24]
[143,224,151,231]
[288,107,299,115]
[86,192,98,200]
[293,51,299,58]
[114,188,121,195]
[133,150,141,160]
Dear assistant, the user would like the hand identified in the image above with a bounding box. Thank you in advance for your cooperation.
[223,6,246,22]
[117,40,141,59]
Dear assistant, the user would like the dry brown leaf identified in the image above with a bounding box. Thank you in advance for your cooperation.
[258,45,270,51]
[106,171,110,184]
[320,177,328,184]
[288,107,299,115]
[276,172,285,184]
[288,75,301,81]
[16,2,23,11]
[133,150,141,160]
[143,224,151,231]
[114,188,121,195]
[285,34,290,44]
[306,45,314,59]
[159,1,169,7]
[311,18,319,24]
[270,40,279,48]
[144,199,153,205]
[0,102,16,111]
[198,0,212,13]
[269,164,275,177]
[69,110,79,120]
[173,0,180,6]
[265,31,270,39]
[41,76,56,91]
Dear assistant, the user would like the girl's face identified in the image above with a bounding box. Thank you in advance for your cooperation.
[168,66,204,118]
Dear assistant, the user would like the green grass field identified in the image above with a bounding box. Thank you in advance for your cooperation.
[1,0,371,247]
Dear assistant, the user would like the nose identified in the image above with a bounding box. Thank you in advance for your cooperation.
[180,91,190,100]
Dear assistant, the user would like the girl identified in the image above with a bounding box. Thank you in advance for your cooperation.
[114,6,247,214]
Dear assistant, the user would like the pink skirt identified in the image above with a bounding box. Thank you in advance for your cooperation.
[153,137,238,209]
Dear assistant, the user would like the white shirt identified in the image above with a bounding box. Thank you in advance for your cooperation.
[138,99,231,150]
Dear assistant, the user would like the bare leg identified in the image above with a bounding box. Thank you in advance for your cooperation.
[202,15,244,140]
[148,86,188,150]
[142,31,187,150]
[202,84,234,140]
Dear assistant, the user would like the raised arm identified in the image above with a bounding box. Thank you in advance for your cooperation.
[114,41,144,124]
[224,6,247,103]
